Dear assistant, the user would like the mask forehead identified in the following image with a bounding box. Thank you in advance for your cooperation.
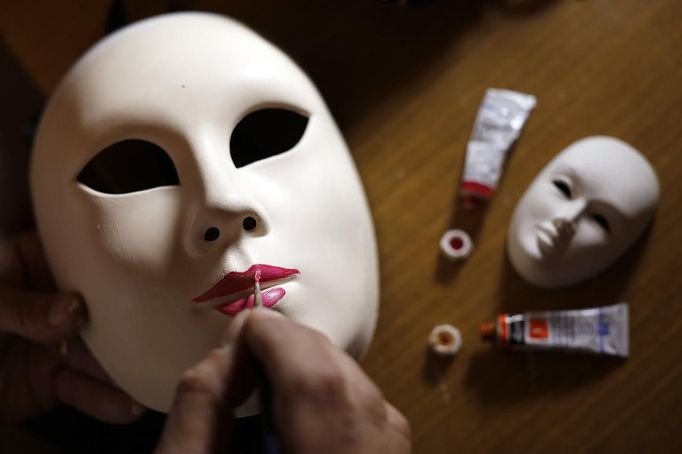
[542,137,659,221]
[39,13,323,174]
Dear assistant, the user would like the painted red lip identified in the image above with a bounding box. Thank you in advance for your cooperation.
[192,264,300,304]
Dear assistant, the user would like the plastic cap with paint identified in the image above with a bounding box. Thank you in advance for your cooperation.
[439,229,473,261]
[428,324,463,356]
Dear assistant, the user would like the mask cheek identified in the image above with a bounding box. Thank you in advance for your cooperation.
[566,219,613,261]
[514,190,555,251]
[89,188,183,276]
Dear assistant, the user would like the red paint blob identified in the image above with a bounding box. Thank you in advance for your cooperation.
[449,237,464,250]
[438,331,454,346]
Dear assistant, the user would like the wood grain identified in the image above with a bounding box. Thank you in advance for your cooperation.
[2,0,681,452]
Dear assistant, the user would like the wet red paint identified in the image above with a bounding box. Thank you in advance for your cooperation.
[216,287,286,315]
[449,237,464,250]
[192,264,299,303]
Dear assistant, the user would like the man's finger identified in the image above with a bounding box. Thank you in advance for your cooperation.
[385,401,412,453]
[0,231,55,291]
[240,310,411,453]
[240,309,343,392]
[16,231,56,291]
[63,338,115,385]
[55,367,145,424]
[219,309,260,407]
[0,286,86,342]
[155,346,238,454]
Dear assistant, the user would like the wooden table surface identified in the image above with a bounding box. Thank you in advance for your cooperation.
[2,1,681,452]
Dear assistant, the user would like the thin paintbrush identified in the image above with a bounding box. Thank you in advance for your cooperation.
[194,271,263,311]
[254,269,263,308]
[253,269,280,453]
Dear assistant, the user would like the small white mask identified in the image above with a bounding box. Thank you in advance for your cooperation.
[507,136,659,288]
[31,13,379,412]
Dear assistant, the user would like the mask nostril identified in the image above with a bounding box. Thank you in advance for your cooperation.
[243,216,257,231]
[203,227,220,242]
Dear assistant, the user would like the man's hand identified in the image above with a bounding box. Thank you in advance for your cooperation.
[0,232,144,423]
[156,309,411,454]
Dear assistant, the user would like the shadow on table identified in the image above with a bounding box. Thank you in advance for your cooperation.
[161,0,560,133]
[462,225,654,404]
[464,349,624,405]
[422,346,464,385]
[495,223,655,314]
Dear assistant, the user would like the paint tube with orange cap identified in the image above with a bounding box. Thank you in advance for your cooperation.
[480,303,629,357]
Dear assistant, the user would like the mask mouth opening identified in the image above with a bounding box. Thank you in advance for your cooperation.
[230,107,309,168]
[76,139,180,194]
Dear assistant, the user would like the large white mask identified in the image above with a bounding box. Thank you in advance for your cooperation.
[31,13,379,412]
[507,136,659,288]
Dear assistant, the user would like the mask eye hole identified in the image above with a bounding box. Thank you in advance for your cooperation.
[230,108,309,168]
[77,139,179,194]
[553,179,572,198]
[591,214,611,233]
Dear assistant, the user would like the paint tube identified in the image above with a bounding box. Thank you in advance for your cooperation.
[461,88,536,208]
[479,303,629,357]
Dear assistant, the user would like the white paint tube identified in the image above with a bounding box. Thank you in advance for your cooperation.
[480,303,629,357]
[461,88,537,208]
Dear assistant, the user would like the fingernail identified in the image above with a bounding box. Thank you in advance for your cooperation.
[49,297,80,326]
[70,298,88,329]
[130,401,146,417]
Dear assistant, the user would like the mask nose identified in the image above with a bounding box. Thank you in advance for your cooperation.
[551,200,586,241]
[185,140,269,253]
[202,215,260,243]
[185,187,268,256]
